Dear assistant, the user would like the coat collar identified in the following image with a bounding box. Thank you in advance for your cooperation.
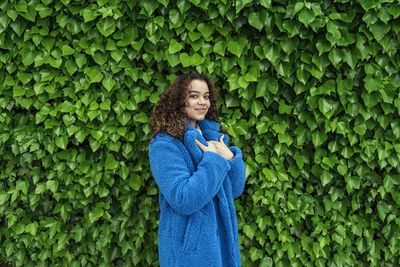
[183,118,229,165]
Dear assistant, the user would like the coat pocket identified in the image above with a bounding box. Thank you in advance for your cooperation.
[182,211,204,251]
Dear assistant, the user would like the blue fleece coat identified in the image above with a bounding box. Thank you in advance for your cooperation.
[149,118,246,267]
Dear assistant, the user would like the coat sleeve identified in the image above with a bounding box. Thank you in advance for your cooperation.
[228,146,246,199]
[149,140,230,216]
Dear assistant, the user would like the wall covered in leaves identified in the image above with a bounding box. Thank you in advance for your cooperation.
[1,0,400,266]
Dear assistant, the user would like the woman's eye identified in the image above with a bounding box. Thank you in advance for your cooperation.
[190,95,209,99]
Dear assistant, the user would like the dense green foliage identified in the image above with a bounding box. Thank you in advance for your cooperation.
[1,0,400,266]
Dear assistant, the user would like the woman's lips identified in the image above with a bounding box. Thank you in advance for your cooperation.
[196,109,206,113]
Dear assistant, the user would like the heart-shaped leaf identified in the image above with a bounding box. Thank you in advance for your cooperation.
[197,23,214,38]
[105,154,119,170]
[248,12,263,31]
[102,77,116,92]
[168,39,183,54]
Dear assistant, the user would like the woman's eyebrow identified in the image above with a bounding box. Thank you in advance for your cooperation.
[189,90,210,94]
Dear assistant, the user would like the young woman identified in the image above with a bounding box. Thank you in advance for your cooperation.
[148,73,246,266]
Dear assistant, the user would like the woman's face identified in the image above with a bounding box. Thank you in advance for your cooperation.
[184,79,211,127]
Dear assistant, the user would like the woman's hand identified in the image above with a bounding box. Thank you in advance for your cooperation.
[207,135,234,161]
[196,139,218,154]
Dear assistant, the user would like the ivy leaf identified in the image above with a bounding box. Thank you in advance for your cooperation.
[134,112,149,123]
[337,164,347,176]
[100,99,111,110]
[96,18,116,37]
[377,202,390,221]
[179,52,204,67]
[86,67,104,83]
[0,191,9,205]
[312,130,327,147]
[328,48,344,67]
[389,5,400,18]
[93,52,107,65]
[345,175,361,190]
[62,45,75,56]
[10,20,26,36]
[75,54,87,68]
[46,180,58,194]
[326,20,341,42]
[15,1,28,13]
[248,12,263,31]
[321,171,333,186]
[105,154,119,170]
[41,37,55,52]
[316,39,331,56]
[60,101,74,113]
[251,100,264,117]
[357,238,367,253]
[111,50,124,62]
[21,50,35,66]
[249,247,263,262]
[26,222,39,236]
[168,39,183,54]
[354,122,367,136]
[142,0,160,16]
[343,48,358,69]
[185,20,197,31]
[102,77,116,92]
[180,53,192,67]
[117,112,131,126]
[65,59,78,75]
[89,207,104,223]
[13,86,25,97]
[72,226,84,242]
[298,8,316,26]
[263,43,280,64]
[82,8,99,22]
[260,0,272,9]
[97,184,110,198]
[319,98,334,116]
[243,224,256,239]
[225,93,240,107]
[165,52,180,67]
[364,76,383,93]
[55,136,68,150]
[214,41,226,56]
[362,91,380,108]
[169,9,183,27]
[369,22,391,41]
[260,256,273,267]
[17,72,32,84]
[91,130,103,141]
[228,40,244,57]
[16,180,28,196]
[197,23,214,38]
[118,164,129,179]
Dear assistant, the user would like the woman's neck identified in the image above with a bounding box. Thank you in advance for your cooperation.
[190,120,197,128]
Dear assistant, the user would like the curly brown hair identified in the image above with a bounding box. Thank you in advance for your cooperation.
[149,73,226,143]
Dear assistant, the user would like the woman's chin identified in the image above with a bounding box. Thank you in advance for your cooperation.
[197,115,207,121]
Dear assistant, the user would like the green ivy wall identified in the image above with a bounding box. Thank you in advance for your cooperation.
[1,0,400,266]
